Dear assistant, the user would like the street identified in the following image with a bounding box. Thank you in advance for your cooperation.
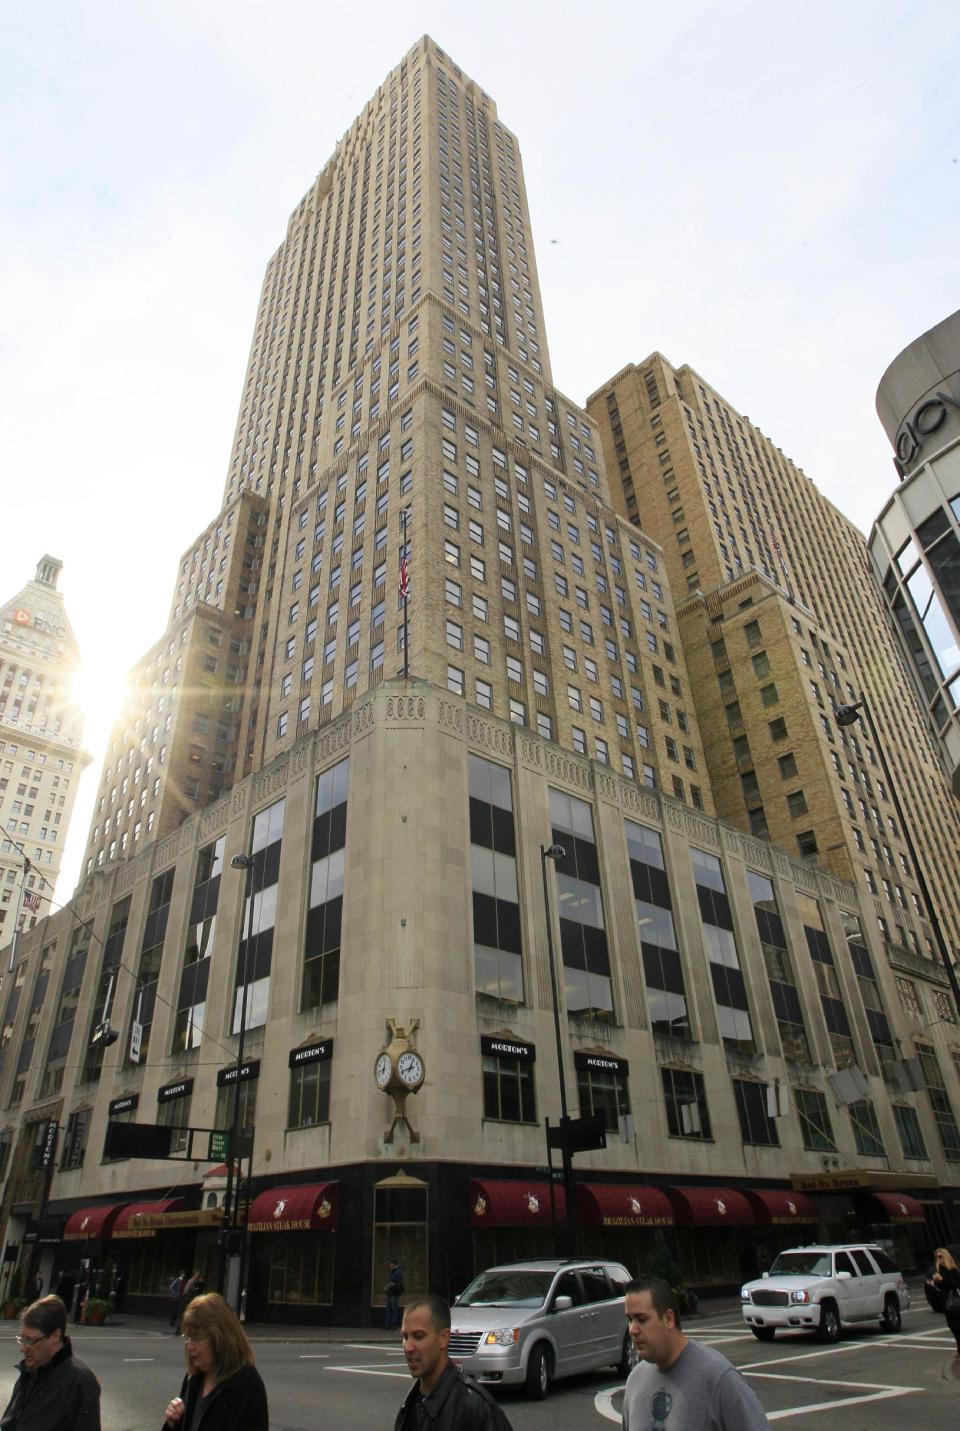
[1,1297,957,1430]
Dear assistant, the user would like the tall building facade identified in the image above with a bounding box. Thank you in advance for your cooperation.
[587,358,960,963]
[0,558,90,950]
[870,309,960,792]
[1,41,959,1326]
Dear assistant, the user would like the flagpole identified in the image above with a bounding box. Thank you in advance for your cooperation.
[400,506,410,681]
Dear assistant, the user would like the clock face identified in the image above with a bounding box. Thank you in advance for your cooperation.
[397,1050,424,1088]
[374,1052,393,1088]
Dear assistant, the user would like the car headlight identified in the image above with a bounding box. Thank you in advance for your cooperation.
[790,1290,811,1304]
[741,1289,752,1302]
[483,1328,519,1346]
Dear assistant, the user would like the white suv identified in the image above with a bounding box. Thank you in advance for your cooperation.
[741,1243,909,1342]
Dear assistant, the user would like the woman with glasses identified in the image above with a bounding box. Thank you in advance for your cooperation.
[1,1294,101,1431]
[162,1292,267,1431]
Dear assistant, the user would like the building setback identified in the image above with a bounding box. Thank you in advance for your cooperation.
[1,39,960,1323]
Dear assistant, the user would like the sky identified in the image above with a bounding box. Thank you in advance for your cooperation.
[3,0,959,901]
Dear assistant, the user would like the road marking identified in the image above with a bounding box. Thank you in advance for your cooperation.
[766,1387,920,1420]
[594,1387,621,1423]
[122,1357,155,1363]
[299,1354,330,1359]
[324,1365,410,1379]
[746,1371,923,1392]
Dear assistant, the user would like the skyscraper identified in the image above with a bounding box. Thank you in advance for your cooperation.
[0,557,90,950]
[2,40,958,1325]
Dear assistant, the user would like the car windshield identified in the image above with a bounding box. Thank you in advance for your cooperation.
[769,1252,832,1277]
[456,1270,553,1307]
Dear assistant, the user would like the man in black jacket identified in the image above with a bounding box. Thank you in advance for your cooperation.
[395,1295,512,1431]
[1,1295,100,1431]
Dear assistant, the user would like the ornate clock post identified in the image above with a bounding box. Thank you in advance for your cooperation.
[373,1019,425,1143]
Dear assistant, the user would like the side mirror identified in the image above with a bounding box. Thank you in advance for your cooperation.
[762,1271,770,1279]
[553,1294,574,1312]
[836,1270,852,1281]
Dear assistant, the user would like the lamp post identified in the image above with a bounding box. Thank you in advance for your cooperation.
[540,842,576,1254]
[835,693,960,1019]
[220,851,256,1310]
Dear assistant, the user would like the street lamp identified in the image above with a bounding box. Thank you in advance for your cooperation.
[835,693,960,1019]
[540,842,577,1254]
[220,851,256,1310]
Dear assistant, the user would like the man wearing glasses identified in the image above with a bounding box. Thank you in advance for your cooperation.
[1,1295,100,1431]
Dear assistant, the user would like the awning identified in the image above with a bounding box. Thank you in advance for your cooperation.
[745,1189,819,1226]
[666,1186,754,1227]
[869,1192,925,1224]
[578,1183,674,1228]
[469,1179,566,1227]
[247,1183,338,1233]
[63,1204,127,1242]
[112,1199,187,1239]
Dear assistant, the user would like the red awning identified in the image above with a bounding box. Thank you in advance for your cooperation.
[111,1199,187,1238]
[578,1183,674,1229]
[247,1182,339,1233]
[469,1179,566,1228]
[63,1204,127,1242]
[870,1192,925,1224]
[745,1189,819,1227]
[666,1186,755,1227]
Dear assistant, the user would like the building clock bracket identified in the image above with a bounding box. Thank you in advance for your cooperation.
[374,1018,425,1144]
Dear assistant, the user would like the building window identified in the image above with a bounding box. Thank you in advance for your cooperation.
[156,1079,193,1156]
[894,976,921,1016]
[848,1100,885,1158]
[661,1067,711,1139]
[288,1043,332,1128]
[482,1053,536,1122]
[470,755,523,1004]
[748,870,810,1062]
[892,1103,928,1160]
[915,1041,960,1160]
[626,820,689,1039]
[549,788,612,1020]
[799,893,855,1067]
[576,1053,630,1133]
[214,1068,258,1141]
[173,838,224,1053]
[795,1088,836,1152]
[733,1080,779,1146]
[127,868,175,1066]
[60,1108,91,1170]
[302,761,348,1009]
[235,797,285,1031]
[691,849,754,1053]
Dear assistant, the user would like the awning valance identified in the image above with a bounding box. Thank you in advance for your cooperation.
[112,1199,187,1239]
[63,1204,127,1242]
[577,1183,674,1228]
[247,1183,338,1233]
[666,1186,754,1227]
[869,1191,925,1224]
[469,1179,566,1227]
[744,1189,819,1226]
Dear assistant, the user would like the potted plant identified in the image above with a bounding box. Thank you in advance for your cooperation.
[83,1297,110,1327]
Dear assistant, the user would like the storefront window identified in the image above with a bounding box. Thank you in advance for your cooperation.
[266,1238,334,1305]
[372,1177,427,1309]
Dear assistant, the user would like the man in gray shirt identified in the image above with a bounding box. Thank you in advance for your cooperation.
[622,1277,771,1431]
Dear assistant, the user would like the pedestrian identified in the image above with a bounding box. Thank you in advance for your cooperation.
[54,1270,75,1311]
[109,1268,124,1313]
[168,1268,187,1329]
[161,1292,267,1431]
[395,1294,513,1431]
[930,1247,960,1354]
[622,1277,771,1431]
[384,1258,404,1332]
[0,1294,100,1431]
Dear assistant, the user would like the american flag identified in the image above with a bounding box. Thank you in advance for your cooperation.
[398,554,409,600]
[24,891,42,914]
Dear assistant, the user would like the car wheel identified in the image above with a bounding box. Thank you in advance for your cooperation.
[525,1343,551,1400]
[751,1327,776,1342]
[617,1329,634,1377]
[880,1294,901,1333]
[817,1301,840,1343]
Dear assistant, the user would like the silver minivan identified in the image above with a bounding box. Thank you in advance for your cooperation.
[448,1258,633,1398]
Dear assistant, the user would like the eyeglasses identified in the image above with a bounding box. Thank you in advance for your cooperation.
[16,1333,50,1349]
[182,1334,206,1345]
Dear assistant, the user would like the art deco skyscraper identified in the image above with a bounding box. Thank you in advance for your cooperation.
[0,557,90,948]
[588,357,960,977]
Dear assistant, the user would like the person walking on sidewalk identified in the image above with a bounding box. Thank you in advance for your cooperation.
[1,1295,100,1431]
[622,1277,771,1431]
[384,1259,403,1332]
[161,1292,267,1431]
[931,1247,960,1354]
